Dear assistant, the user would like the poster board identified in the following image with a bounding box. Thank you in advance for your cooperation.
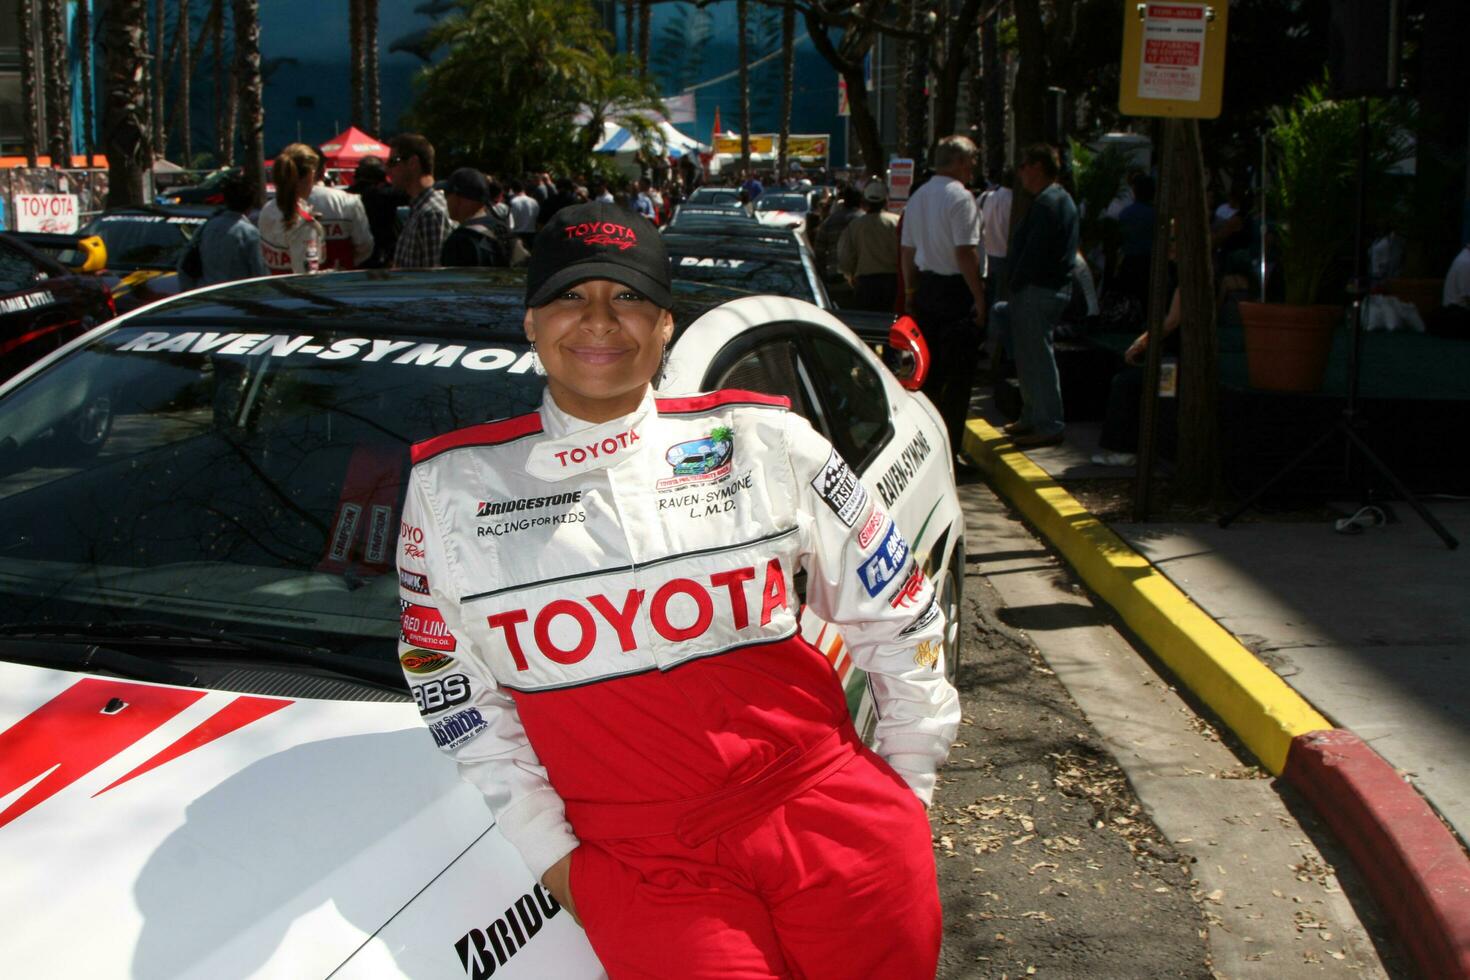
[14,194,79,233]
[1118,2,1228,119]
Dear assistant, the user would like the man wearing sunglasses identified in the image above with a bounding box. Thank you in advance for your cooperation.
[388,133,453,269]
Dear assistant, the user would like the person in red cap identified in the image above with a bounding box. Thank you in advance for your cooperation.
[398,201,959,978]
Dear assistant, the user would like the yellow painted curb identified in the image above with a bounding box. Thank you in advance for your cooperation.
[963,419,1331,775]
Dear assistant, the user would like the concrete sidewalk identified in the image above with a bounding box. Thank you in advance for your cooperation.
[961,417,1470,980]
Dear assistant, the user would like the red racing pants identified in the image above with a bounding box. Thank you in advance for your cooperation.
[564,727,942,979]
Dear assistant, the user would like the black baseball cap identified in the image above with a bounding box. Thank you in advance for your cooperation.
[526,201,671,309]
[443,167,489,204]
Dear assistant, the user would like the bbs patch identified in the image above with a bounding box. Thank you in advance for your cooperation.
[811,448,868,527]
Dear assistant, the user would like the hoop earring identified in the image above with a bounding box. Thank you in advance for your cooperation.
[653,343,670,389]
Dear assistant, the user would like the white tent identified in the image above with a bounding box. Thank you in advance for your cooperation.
[593,119,708,177]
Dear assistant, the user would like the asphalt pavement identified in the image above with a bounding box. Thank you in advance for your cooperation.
[937,478,1398,978]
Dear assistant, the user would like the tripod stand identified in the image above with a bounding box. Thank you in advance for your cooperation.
[1218,99,1458,550]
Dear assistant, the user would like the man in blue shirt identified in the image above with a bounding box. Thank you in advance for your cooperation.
[177,172,267,288]
[1005,144,1080,448]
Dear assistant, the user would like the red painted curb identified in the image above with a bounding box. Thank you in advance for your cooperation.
[1284,729,1470,979]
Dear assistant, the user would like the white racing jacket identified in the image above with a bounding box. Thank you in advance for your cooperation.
[397,388,960,879]
[308,185,375,270]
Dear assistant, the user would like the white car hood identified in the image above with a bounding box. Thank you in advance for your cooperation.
[0,661,514,978]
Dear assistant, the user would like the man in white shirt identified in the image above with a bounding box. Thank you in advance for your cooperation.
[900,135,986,454]
[979,169,1013,311]
[509,180,541,253]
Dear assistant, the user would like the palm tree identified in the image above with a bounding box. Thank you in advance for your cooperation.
[637,0,649,77]
[232,0,264,206]
[776,0,794,183]
[152,0,165,157]
[349,0,363,127]
[737,0,749,176]
[18,0,40,166]
[104,0,151,205]
[178,0,191,165]
[79,0,95,166]
[43,0,72,165]
[365,0,380,133]
[623,0,633,56]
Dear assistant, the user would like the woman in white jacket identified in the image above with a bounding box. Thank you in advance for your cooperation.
[257,142,324,275]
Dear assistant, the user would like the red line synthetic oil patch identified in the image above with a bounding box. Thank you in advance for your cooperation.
[401,602,459,653]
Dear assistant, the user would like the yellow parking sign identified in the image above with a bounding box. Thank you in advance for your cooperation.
[1119,2,1228,119]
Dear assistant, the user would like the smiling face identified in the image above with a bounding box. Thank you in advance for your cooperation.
[524,278,674,423]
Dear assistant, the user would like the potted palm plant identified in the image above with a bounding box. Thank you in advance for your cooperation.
[1242,81,1409,391]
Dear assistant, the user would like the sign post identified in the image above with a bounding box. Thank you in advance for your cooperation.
[1118,2,1227,520]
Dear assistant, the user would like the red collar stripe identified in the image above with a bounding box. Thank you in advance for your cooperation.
[412,412,544,464]
[655,390,791,415]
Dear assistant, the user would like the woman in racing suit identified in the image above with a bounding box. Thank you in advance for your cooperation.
[257,142,324,275]
[397,201,960,979]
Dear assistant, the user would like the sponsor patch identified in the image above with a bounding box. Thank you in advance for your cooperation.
[401,521,426,561]
[399,569,431,595]
[811,448,868,527]
[400,649,456,674]
[564,219,637,250]
[899,593,941,637]
[657,427,734,490]
[857,506,888,549]
[400,601,458,652]
[547,431,639,470]
[429,707,487,749]
[887,565,926,608]
[477,510,586,538]
[476,491,581,517]
[412,673,471,716]
[857,523,910,597]
[914,639,941,669]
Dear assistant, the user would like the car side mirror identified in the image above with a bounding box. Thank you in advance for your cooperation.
[887,315,930,391]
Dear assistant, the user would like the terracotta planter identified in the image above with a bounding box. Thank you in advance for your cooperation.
[1239,302,1340,392]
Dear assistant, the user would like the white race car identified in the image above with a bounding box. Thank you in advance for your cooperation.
[0,269,963,978]
[752,191,813,230]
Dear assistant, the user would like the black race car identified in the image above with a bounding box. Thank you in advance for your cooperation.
[78,204,215,312]
[0,232,115,381]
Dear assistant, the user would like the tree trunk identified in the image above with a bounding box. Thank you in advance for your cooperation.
[895,0,911,157]
[1011,0,1044,150]
[365,0,379,134]
[801,8,881,175]
[18,0,40,166]
[737,0,750,175]
[776,0,794,181]
[44,0,72,165]
[349,0,363,127]
[212,0,227,163]
[80,0,95,166]
[1168,118,1220,504]
[152,0,165,157]
[981,9,1002,173]
[232,0,264,206]
[104,0,151,206]
[637,0,650,78]
[177,0,191,165]
[222,7,237,166]
[932,0,982,149]
[623,0,633,57]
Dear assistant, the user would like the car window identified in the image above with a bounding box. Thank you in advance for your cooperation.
[801,332,891,467]
[0,322,545,659]
[714,339,816,420]
[0,239,42,293]
[84,214,205,270]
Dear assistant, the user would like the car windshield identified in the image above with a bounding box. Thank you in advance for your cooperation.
[755,194,809,213]
[669,253,815,302]
[84,213,208,271]
[0,315,545,662]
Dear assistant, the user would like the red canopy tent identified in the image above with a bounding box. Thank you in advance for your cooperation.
[318,126,391,172]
